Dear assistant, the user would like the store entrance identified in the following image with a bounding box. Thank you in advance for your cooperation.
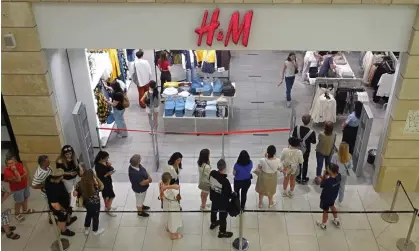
[46,49,399,187]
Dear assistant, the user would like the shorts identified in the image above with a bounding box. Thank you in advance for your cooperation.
[1,210,11,226]
[135,191,147,207]
[62,179,77,193]
[320,200,335,211]
[13,186,30,203]
[53,207,72,223]
[102,185,116,199]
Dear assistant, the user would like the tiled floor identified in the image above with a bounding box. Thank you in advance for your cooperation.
[2,51,404,251]
[2,182,419,251]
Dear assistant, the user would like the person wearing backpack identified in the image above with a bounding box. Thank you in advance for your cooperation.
[292,114,316,184]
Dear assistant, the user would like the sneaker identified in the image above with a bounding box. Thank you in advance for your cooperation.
[84,227,90,235]
[332,218,340,227]
[210,221,220,230]
[138,211,150,217]
[286,101,291,108]
[302,177,310,183]
[142,205,150,211]
[282,191,289,197]
[61,229,76,237]
[106,210,117,217]
[48,218,53,225]
[92,228,105,236]
[66,216,77,226]
[269,201,277,208]
[218,231,233,238]
[316,221,327,230]
[296,177,302,184]
[288,190,294,198]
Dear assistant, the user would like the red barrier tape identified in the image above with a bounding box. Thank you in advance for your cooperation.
[98,127,290,136]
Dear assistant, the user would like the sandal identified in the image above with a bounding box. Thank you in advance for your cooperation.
[23,208,35,214]
[6,232,20,240]
[1,226,16,233]
[15,214,25,222]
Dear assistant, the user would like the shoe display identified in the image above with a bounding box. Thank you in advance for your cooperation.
[218,231,233,238]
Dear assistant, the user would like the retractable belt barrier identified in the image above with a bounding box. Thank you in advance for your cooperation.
[98,127,291,135]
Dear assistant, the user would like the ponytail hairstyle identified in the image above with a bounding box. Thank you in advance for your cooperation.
[148,80,159,99]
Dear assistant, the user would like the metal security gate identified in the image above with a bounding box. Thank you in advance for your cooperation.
[72,101,95,169]
[353,104,374,177]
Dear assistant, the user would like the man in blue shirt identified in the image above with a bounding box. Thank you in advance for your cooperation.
[316,163,341,230]
[128,154,151,217]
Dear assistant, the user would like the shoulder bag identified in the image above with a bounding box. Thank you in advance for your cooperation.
[198,164,211,191]
[329,133,338,157]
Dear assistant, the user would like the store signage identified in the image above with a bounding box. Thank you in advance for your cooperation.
[195,9,253,47]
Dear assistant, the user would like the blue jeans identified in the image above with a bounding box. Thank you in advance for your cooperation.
[113,108,127,137]
[285,76,295,101]
[338,173,347,202]
[316,152,331,177]
[126,49,135,62]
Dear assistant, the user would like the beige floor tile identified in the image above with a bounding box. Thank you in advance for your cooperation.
[258,213,287,234]
[345,230,380,251]
[367,214,390,237]
[119,211,149,227]
[289,235,319,251]
[181,213,204,235]
[85,248,113,251]
[1,224,35,251]
[340,214,371,230]
[84,228,118,249]
[376,215,419,250]
[112,226,146,251]
[285,214,316,236]
[141,224,173,251]
[232,212,259,229]
[317,231,349,251]
[259,233,290,251]
[171,234,202,251]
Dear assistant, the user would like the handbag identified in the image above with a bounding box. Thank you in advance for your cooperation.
[76,196,84,208]
[329,133,338,156]
[123,94,130,108]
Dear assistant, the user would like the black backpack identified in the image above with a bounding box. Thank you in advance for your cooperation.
[228,192,241,217]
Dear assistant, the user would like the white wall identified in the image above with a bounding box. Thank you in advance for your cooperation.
[33,3,416,51]
[45,49,81,155]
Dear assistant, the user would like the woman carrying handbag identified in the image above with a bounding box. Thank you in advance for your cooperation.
[73,169,105,236]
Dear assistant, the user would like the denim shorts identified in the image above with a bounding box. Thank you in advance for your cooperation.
[13,186,30,203]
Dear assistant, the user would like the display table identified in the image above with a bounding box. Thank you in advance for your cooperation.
[196,68,230,79]
[162,82,236,134]
[307,53,356,85]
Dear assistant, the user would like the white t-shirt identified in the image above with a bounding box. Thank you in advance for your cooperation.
[133,59,152,87]
[164,165,180,181]
[258,158,281,174]
[32,166,52,198]
[280,148,304,169]
[284,61,297,78]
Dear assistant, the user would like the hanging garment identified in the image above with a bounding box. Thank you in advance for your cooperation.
[172,52,182,65]
[216,51,231,70]
[362,51,373,83]
[183,50,192,69]
[107,49,121,81]
[196,50,205,66]
[117,50,127,81]
[94,88,110,124]
[376,73,395,98]
[310,90,337,123]
[370,64,387,89]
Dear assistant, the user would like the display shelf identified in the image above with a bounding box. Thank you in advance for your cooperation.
[162,114,228,134]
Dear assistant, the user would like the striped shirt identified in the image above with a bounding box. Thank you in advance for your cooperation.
[32,166,52,197]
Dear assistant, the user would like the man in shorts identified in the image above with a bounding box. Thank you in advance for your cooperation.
[45,168,77,237]
[2,174,20,240]
[3,156,33,222]
[32,155,53,224]
[316,163,341,230]
[128,154,151,217]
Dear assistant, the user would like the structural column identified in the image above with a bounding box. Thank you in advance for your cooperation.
[1,2,63,177]
[375,7,419,192]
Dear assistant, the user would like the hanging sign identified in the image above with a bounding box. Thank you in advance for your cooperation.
[195,8,253,47]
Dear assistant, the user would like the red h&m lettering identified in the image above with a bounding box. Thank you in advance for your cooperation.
[195,9,220,47]
[224,10,253,47]
[195,9,253,47]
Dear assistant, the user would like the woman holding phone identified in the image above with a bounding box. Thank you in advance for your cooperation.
[94,151,116,217]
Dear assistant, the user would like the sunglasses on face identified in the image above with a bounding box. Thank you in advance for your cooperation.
[64,147,72,152]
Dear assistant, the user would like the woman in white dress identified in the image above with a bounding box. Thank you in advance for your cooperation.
[160,172,183,240]
[164,152,183,209]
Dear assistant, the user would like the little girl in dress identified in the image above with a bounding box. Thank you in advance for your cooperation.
[280,137,304,198]
[159,172,183,240]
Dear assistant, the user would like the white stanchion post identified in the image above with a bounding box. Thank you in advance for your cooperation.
[232,212,249,251]
[381,180,401,223]
[396,208,418,251]
[95,127,102,151]
[49,212,70,251]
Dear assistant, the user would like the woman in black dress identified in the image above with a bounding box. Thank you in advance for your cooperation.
[94,151,116,217]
